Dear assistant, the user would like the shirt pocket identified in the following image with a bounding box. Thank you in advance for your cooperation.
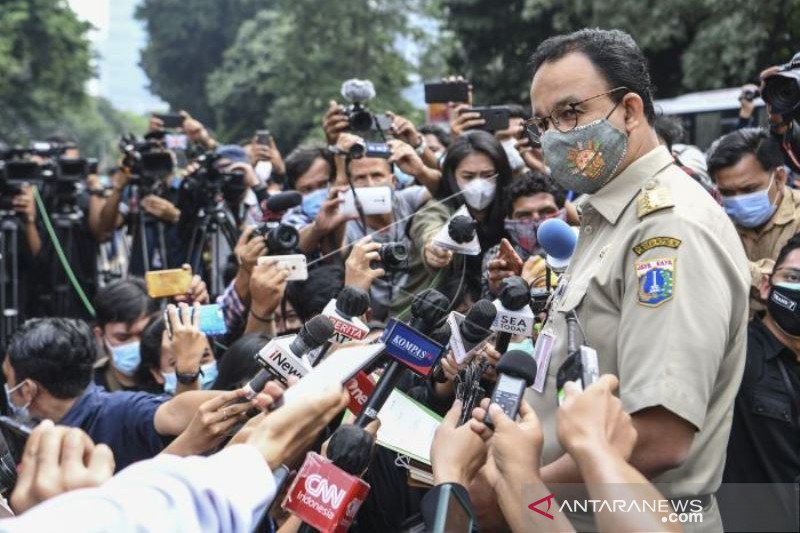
[750,390,794,425]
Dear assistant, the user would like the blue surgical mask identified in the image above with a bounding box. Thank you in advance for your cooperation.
[108,340,141,377]
[5,382,31,420]
[507,337,534,355]
[200,361,218,390]
[302,188,328,219]
[162,372,177,395]
[721,174,777,228]
[394,168,415,188]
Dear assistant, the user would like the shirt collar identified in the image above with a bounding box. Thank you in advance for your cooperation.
[754,315,796,362]
[59,383,103,426]
[588,145,674,224]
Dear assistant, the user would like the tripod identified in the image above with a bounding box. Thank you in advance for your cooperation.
[0,211,19,349]
[127,183,168,276]
[48,207,86,318]
[185,199,238,296]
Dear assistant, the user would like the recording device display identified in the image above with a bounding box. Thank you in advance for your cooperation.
[348,141,391,159]
[257,254,308,281]
[762,52,800,122]
[154,112,184,129]
[341,79,377,132]
[164,133,188,151]
[483,350,537,429]
[374,242,409,271]
[424,81,470,104]
[339,186,393,217]
[430,483,475,533]
[463,106,510,133]
[164,303,228,338]
[145,268,193,299]
[537,218,577,272]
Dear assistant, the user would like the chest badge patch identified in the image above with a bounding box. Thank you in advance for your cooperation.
[635,257,675,307]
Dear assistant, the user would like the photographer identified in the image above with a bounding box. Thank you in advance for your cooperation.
[760,52,800,171]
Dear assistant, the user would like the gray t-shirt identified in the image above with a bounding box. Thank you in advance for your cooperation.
[345,185,428,321]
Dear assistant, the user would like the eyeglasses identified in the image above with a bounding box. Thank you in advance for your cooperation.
[524,87,629,146]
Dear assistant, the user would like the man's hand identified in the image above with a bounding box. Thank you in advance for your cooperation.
[450,104,485,137]
[431,400,487,486]
[387,111,422,147]
[738,84,758,120]
[469,398,543,487]
[387,139,427,178]
[335,132,364,156]
[313,185,356,236]
[166,303,208,375]
[241,385,350,469]
[235,226,267,276]
[249,259,290,318]
[110,167,132,191]
[141,195,180,223]
[323,100,350,145]
[251,136,286,176]
[345,237,386,292]
[424,241,453,269]
[180,111,213,147]
[515,130,549,174]
[556,374,638,463]
[521,255,553,289]
[11,420,115,514]
[12,185,37,225]
[174,264,210,305]
[163,384,284,457]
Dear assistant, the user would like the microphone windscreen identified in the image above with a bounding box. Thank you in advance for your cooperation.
[497,350,537,386]
[498,276,530,310]
[461,299,497,343]
[298,315,335,348]
[341,79,376,103]
[327,425,375,475]
[537,218,577,260]
[429,322,452,346]
[411,289,450,333]
[335,286,370,318]
[448,215,476,243]
[266,191,302,213]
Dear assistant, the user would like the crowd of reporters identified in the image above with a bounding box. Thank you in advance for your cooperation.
[0,26,799,532]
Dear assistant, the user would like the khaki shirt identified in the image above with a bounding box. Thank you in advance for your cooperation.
[526,146,749,532]
[736,186,800,313]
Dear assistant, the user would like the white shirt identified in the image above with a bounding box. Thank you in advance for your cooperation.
[0,445,276,533]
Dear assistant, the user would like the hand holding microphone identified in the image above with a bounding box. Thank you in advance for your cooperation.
[430,400,487,487]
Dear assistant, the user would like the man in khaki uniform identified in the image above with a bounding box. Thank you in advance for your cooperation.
[707,127,800,313]
[522,29,749,532]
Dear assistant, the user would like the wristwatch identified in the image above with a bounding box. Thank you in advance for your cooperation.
[176,368,201,384]
[414,135,427,156]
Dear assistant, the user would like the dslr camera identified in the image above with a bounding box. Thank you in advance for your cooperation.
[180,150,246,213]
[250,190,302,255]
[119,134,174,193]
[371,242,409,272]
[762,52,800,123]
[341,79,379,133]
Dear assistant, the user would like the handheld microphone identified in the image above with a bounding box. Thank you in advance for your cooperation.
[492,276,534,353]
[537,218,577,272]
[431,206,481,255]
[555,311,599,405]
[483,350,537,430]
[433,300,497,383]
[354,289,449,427]
[257,315,334,385]
[284,451,371,533]
[345,371,376,416]
[309,286,371,366]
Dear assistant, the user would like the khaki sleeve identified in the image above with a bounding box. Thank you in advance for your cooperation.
[409,200,449,271]
[750,258,774,289]
[614,215,748,430]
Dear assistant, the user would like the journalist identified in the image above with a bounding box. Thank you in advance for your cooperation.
[707,127,800,313]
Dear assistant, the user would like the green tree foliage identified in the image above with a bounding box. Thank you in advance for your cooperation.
[207,0,416,150]
[438,0,800,104]
[135,0,270,126]
[0,0,93,141]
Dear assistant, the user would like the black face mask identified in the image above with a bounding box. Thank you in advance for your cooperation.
[767,284,800,336]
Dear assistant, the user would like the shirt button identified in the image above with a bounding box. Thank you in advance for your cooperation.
[645,180,657,190]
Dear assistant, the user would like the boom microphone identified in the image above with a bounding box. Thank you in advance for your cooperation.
[266,190,303,213]
[537,218,577,272]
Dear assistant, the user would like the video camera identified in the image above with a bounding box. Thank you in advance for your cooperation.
[118,134,175,192]
[340,79,390,133]
[252,191,302,255]
[179,150,247,214]
[762,52,800,123]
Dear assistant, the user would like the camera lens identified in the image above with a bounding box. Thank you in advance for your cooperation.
[267,223,299,254]
[763,75,800,117]
[349,109,374,132]
[348,142,366,159]
[378,243,409,270]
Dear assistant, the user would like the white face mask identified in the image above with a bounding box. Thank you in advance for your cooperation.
[461,177,497,210]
